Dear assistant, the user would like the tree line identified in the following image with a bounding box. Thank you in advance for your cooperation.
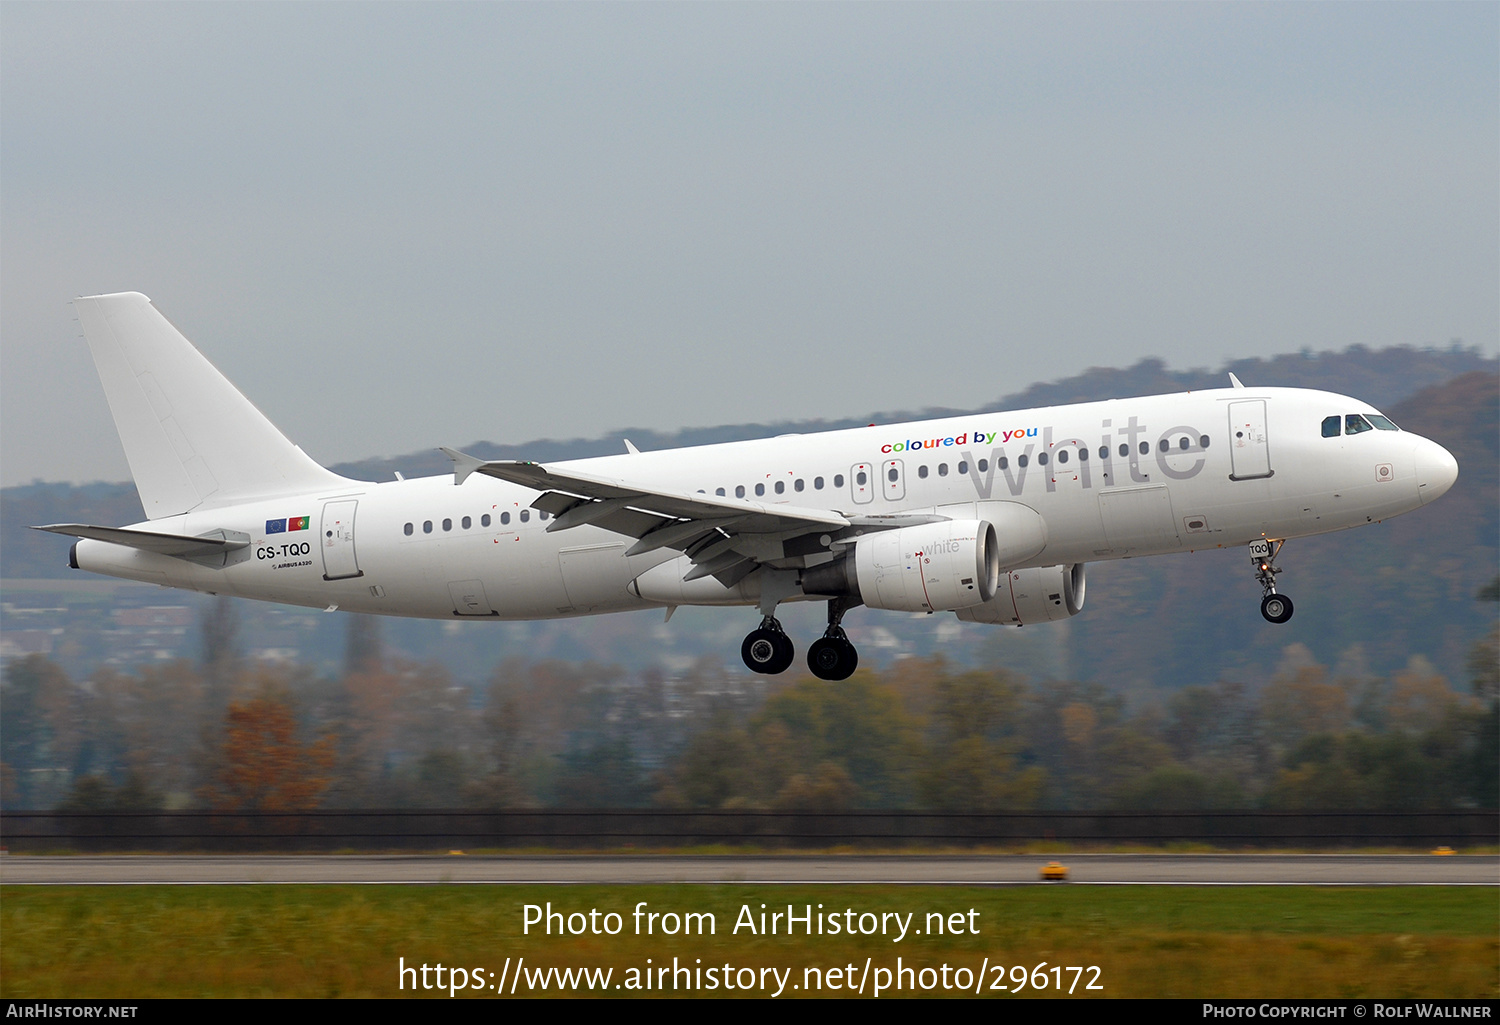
[4,584,1493,814]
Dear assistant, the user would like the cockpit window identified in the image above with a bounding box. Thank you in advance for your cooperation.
[1345,414,1374,435]
[1322,416,1341,438]
[1367,414,1399,431]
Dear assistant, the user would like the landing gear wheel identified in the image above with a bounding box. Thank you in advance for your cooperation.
[807,636,858,681]
[771,630,794,671]
[741,623,794,674]
[808,599,862,681]
[741,629,777,673]
[1260,593,1294,624]
[1249,539,1294,625]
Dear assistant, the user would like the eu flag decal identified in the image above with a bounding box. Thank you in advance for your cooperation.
[265,518,287,534]
[288,515,310,531]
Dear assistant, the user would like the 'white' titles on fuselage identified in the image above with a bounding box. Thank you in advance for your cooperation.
[881,416,1210,498]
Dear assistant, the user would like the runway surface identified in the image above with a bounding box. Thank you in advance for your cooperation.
[2,854,1495,885]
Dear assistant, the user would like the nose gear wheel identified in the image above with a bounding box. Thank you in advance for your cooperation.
[1250,539,1294,624]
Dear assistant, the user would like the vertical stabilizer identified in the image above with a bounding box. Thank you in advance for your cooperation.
[73,292,354,518]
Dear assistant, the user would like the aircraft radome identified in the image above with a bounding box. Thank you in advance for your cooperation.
[37,292,1459,680]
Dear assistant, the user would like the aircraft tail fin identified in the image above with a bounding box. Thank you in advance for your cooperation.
[72,292,352,519]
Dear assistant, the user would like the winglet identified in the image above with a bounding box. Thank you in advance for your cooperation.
[1228,373,1246,389]
[440,446,485,486]
[624,438,641,455]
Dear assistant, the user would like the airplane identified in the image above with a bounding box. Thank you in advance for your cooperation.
[36,292,1459,681]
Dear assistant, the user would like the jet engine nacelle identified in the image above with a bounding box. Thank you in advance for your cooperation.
[803,519,1000,613]
[955,563,1086,626]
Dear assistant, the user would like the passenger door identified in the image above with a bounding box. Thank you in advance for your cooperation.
[1228,400,1273,480]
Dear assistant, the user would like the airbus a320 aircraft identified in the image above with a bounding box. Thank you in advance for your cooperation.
[39,293,1459,680]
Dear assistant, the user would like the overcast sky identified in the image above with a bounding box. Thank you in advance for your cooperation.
[3,2,1495,487]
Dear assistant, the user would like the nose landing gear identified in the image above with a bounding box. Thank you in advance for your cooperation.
[1250,538,1294,624]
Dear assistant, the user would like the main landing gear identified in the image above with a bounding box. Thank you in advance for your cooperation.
[806,598,859,681]
[741,616,795,675]
[739,598,862,680]
[1250,538,1294,624]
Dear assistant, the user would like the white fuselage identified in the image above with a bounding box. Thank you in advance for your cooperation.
[71,385,1454,624]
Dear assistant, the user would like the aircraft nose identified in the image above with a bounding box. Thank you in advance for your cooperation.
[1414,438,1458,505]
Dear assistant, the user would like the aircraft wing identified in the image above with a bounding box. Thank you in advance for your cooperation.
[442,449,932,586]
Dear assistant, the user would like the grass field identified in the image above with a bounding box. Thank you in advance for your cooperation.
[2,885,1495,998]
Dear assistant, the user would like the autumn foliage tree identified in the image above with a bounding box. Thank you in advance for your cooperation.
[205,687,334,811]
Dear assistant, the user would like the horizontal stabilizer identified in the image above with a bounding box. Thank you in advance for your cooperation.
[33,523,250,558]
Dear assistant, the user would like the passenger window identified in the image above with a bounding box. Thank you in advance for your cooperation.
[403,522,413,536]
[1368,414,1399,431]
[1200,435,1210,448]
[1057,449,1069,464]
[1159,439,1170,453]
[1099,447,1109,460]
[887,467,898,482]
[1345,414,1373,435]
[918,465,929,479]
[442,518,452,531]
[423,520,433,534]
[774,481,784,494]
[716,487,726,496]
[1179,437,1190,451]
[1119,444,1129,457]
[938,463,948,476]
[520,509,530,522]
[998,457,1009,470]
[481,514,491,527]
[1078,448,1088,461]
[795,479,804,492]
[755,483,765,496]
[978,459,988,472]
[1036,453,1047,466]
[1322,416,1341,438]
[1139,441,1150,455]
[461,515,471,529]
[814,477,824,490]
[735,485,746,498]
[1017,455,1028,468]
[855,471,866,485]
[834,474,845,488]
[539,510,549,520]
[500,512,511,525]
[958,461,968,474]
